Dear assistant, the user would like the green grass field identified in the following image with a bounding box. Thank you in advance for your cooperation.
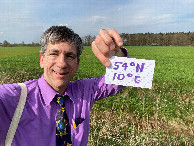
[0,46,193,145]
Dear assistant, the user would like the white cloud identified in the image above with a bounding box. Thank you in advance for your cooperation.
[59,24,69,26]
[89,16,107,23]
[0,32,3,35]
[117,7,124,12]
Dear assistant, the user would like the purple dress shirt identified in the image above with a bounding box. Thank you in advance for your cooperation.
[0,75,125,146]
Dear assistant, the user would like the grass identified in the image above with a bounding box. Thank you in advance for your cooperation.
[0,46,40,59]
[0,46,193,145]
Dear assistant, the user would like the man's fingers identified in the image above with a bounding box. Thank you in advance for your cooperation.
[91,29,123,67]
[92,42,111,67]
[99,29,115,50]
[95,35,112,58]
[107,29,123,47]
[99,29,123,51]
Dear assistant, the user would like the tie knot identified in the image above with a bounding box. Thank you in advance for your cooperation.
[54,95,68,105]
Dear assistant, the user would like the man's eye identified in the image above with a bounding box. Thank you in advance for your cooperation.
[68,55,76,59]
[50,53,57,56]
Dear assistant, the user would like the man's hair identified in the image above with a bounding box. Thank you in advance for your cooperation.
[40,25,83,60]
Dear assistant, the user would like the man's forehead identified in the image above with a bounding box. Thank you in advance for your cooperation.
[47,42,77,53]
[48,41,76,47]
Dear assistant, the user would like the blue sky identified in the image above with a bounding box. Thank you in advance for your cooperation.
[0,0,194,43]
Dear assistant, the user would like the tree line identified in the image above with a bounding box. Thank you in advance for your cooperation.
[82,32,194,46]
[0,40,40,47]
[1,32,194,47]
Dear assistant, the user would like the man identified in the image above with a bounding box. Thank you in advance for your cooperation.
[0,26,128,146]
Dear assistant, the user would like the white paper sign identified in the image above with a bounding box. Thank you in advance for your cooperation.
[105,56,155,89]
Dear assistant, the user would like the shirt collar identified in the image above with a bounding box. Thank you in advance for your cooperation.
[38,74,75,106]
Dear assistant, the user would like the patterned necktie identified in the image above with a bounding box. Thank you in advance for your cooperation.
[55,95,72,146]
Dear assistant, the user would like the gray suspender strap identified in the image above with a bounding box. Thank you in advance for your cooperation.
[5,83,27,146]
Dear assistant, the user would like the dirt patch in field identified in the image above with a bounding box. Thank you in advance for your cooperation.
[89,110,194,144]
[0,72,16,84]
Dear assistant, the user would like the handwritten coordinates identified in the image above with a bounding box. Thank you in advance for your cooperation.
[112,61,145,83]
[105,56,155,89]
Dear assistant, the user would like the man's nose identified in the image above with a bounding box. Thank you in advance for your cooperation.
[57,55,68,68]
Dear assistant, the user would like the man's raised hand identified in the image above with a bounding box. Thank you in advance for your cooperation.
[91,29,124,67]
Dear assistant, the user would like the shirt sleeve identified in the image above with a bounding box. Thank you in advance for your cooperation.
[83,47,129,105]
[74,75,125,107]
[93,75,125,102]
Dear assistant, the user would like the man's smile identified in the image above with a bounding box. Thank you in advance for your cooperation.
[53,70,68,77]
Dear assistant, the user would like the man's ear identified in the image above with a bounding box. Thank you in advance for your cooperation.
[40,53,44,68]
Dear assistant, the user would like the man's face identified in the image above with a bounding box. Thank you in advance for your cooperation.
[40,42,79,94]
